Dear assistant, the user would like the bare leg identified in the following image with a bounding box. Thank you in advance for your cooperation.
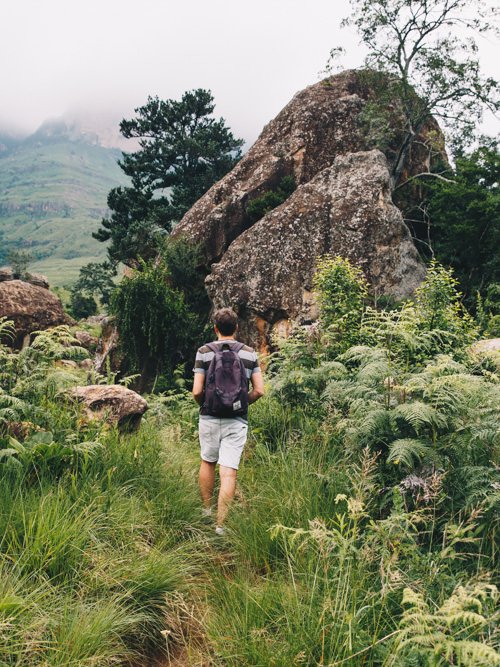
[199,460,216,508]
[217,465,237,526]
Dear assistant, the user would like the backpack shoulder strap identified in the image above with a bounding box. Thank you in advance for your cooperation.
[233,342,245,353]
[205,342,219,353]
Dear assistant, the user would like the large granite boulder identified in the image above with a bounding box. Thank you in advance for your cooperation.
[207,150,425,351]
[69,385,148,431]
[173,70,442,349]
[174,69,443,265]
[0,280,69,347]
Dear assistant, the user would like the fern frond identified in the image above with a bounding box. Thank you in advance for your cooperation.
[392,401,448,433]
[387,439,434,468]
[0,317,15,343]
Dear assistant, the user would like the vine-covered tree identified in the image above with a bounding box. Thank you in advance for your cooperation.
[94,89,243,266]
[336,0,499,187]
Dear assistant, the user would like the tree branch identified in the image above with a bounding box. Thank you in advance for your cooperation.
[395,171,456,190]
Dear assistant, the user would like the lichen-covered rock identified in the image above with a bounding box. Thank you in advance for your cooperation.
[173,69,443,266]
[0,267,14,282]
[173,70,442,349]
[0,280,69,347]
[94,317,122,374]
[207,150,425,351]
[25,272,50,289]
[69,385,148,431]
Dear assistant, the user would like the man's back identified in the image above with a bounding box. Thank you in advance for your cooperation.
[194,339,260,420]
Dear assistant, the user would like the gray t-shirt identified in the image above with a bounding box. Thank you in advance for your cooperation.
[193,339,261,420]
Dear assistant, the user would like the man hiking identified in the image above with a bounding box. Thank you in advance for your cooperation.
[192,307,264,535]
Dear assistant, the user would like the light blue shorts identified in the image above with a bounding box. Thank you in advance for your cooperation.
[199,417,248,470]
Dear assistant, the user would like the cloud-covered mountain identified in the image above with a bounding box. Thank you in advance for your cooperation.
[0,113,131,285]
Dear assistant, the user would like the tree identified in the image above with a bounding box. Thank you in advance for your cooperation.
[94,89,244,266]
[73,261,117,306]
[110,260,194,391]
[423,139,500,305]
[69,291,97,320]
[337,0,499,188]
[6,250,31,279]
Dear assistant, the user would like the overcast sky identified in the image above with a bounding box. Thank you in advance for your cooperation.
[1,0,498,145]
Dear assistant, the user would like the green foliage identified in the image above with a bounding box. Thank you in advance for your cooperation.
[313,254,368,352]
[245,175,296,223]
[160,237,210,320]
[94,89,243,265]
[69,289,97,319]
[73,260,117,306]
[478,283,500,337]
[420,141,500,308]
[387,583,500,666]
[340,0,499,183]
[0,324,204,664]
[414,260,477,352]
[110,260,193,384]
[0,251,498,664]
[6,249,31,279]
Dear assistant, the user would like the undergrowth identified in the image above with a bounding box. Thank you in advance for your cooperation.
[0,257,498,665]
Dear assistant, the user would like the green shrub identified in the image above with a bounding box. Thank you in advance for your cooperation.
[110,260,193,386]
[313,255,369,353]
[245,175,296,223]
[69,289,98,319]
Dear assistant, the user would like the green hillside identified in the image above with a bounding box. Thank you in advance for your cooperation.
[0,127,128,285]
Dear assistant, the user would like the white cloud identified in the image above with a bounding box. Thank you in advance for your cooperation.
[1,0,498,143]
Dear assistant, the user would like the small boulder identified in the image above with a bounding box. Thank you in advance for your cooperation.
[472,338,500,353]
[0,280,70,348]
[74,330,98,351]
[0,267,14,282]
[69,385,148,431]
[25,272,50,289]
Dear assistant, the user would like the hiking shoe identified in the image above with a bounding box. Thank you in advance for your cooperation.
[201,507,213,524]
[215,525,225,536]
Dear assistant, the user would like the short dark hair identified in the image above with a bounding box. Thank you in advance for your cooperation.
[213,308,238,336]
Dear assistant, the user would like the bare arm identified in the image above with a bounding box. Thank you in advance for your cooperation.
[192,373,205,406]
[248,370,264,404]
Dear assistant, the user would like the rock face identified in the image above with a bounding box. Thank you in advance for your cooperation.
[70,385,148,431]
[0,268,14,282]
[0,280,69,347]
[25,272,50,289]
[94,317,122,374]
[173,70,442,349]
[207,150,425,348]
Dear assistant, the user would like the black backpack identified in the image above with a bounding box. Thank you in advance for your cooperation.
[202,342,249,417]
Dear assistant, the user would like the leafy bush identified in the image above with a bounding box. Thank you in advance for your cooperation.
[69,289,97,319]
[313,254,369,353]
[245,175,296,223]
[110,260,193,387]
[6,249,31,279]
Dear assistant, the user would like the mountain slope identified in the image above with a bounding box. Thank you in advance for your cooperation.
[0,119,129,285]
